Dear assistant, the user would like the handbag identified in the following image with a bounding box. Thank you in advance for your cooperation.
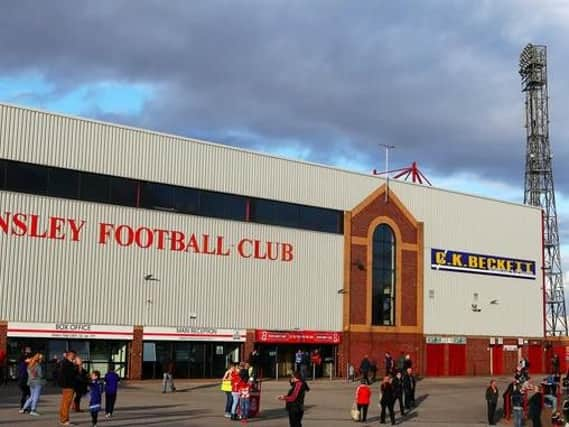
[221,379,232,392]
[350,403,360,421]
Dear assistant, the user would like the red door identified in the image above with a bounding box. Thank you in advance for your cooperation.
[492,345,504,375]
[448,344,467,376]
[528,344,542,374]
[426,344,444,376]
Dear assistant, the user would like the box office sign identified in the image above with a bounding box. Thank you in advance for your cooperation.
[7,322,134,340]
[143,327,246,342]
[255,330,341,344]
[431,248,536,280]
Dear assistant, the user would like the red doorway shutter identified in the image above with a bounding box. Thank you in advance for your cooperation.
[528,344,542,374]
[492,345,504,375]
[448,344,466,376]
[426,344,444,376]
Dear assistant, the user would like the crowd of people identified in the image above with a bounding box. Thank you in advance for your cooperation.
[14,349,120,427]
[352,353,416,425]
[486,355,569,427]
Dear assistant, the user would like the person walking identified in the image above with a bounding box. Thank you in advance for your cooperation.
[403,367,416,410]
[230,363,242,420]
[528,385,543,427]
[384,353,394,376]
[104,365,120,418]
[355,378,371,422]
[552,353,560,376]
[19,353,46,416]
[88,371,104,427]
[222,364,236,418]
[380,375,396,425]
[73,357,89,412]
[16,352,30,413]
[278,371,310,427]
[162,359,175,393]
[359,355,371,384]
[511,382,524,427]
[392,370,405,416]
[485,379,499,426]
[58,349,77,426]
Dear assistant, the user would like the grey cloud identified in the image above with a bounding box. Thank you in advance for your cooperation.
[2,0,569,194]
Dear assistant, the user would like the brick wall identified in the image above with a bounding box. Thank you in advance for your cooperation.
[0,321,6,357]
[401,250,418,326]
[128,325,143,380]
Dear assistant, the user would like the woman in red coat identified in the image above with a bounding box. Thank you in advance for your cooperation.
[355,378,372,422]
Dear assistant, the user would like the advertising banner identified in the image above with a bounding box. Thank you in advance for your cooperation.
[254,330,341,344]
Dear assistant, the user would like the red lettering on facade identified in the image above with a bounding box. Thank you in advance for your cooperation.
[29,214,47,238]
[12,213,27,236]
[135,227,154,248]
[186,234,200,253]
[98,223,114,244]
[202,234,216,255]
[238,239,252,258]
[154,229,168,250]
[216,236,230,256]
[170,231,185,251]
[115,225,134,247]
[253,240,267,259]
[282,243,294,262]
[266,241,279,261]
[0,212,10,234]
[48,217,66,240]
[68,219,86,242]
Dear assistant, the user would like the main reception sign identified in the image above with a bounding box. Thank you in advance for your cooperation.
[431,248,536,280]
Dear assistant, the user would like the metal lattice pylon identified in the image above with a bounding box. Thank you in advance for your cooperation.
[520,43,568,336]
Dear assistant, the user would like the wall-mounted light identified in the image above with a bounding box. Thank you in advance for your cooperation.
[144,274,159,281]
[352,259,365,271]
[337,289,347,294]
[189,312,198,320]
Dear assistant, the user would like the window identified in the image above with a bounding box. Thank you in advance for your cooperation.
[251,199,299,227]
[48,167,80,199]
[0,159,5,189]
[5,161,48,195]
[141,182,175,211]
[200,191,246,221]
[109,177,138,207]
[173,187,200,214]
[80,172,110,203]
[372,224,396,326]
[299,205,343,233]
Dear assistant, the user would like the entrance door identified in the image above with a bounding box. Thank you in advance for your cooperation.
[528,344,542,374]
[448,344,466,376]
[426,344,444,376]
[492,345,504,375]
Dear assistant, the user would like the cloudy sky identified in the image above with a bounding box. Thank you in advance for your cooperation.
[2,0,569,270]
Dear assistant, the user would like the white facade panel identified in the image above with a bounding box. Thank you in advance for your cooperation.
[389,181,544,338]
[0,191,344,331]
[0,103,379,210]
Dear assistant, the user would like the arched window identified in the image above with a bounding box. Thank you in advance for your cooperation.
[372,224,396,326]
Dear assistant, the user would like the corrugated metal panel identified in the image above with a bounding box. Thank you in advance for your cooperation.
[0,191,343,331]
[391,182,544,337]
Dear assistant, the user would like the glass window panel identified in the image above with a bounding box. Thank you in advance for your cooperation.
[48,167,80,199]
[173,187,200,213]
[141,182,174,210]
[371,224,396,326]
[0,159,5,189]
[200,191,246,221]
[80,172,110,203]
[6,161,48,195]
[109,176,138,207]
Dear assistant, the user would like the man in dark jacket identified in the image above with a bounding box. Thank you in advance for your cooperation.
[58,350,77,426]
[529,386,543,427]
[403,367,416,410]
[359,355,371,384]
[384,352,394,376]
[485,379,499,426]
[17,353,30,412]
[392,370,405,416]
[278,371,310,427]
[380,376,396,425]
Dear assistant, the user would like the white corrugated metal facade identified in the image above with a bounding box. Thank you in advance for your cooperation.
[0,102,544,338]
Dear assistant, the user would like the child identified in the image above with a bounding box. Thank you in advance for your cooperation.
[355,378,372,422]
[238,377,254,423]
[104,365,120,418]
[348,364,355,383]
[88,371,104,427]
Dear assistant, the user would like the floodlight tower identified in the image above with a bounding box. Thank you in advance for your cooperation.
[520,43,568,336]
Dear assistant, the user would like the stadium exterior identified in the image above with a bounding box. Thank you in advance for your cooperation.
[0,102,558,380]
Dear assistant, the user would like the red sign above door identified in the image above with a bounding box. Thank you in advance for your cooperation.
[255,330,341,344]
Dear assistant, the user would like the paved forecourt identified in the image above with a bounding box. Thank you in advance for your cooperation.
[0,377,528,426]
